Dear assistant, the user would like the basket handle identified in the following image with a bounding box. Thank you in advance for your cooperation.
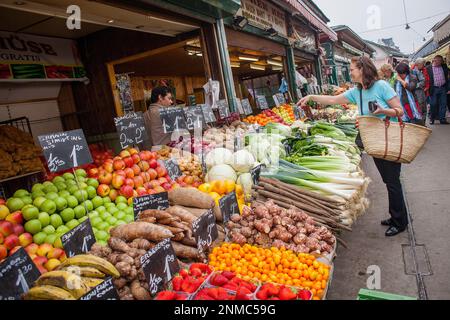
[383,109,406,162]
[384,108,404,125]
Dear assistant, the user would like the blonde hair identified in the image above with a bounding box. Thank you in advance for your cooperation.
[380,64,394,72]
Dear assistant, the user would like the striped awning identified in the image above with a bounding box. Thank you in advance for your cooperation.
[283,0,338,42]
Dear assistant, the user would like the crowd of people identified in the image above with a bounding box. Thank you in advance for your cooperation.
[379,54,450,125]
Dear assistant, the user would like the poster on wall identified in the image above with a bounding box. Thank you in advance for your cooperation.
[0,31,86,81]
[240,0,287,37]
[116,74,134,114]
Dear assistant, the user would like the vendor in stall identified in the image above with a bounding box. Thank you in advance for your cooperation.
[143,86,174,147]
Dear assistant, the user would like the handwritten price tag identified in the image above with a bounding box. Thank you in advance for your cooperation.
[61,218,96,257]
[192,209,218,254]
[219,192,240,223]
[114,112,147,149]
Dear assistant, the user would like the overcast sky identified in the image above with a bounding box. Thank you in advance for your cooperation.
[313,0,450,54]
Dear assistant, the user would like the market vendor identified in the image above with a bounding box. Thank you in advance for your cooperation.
[143,86,174,147]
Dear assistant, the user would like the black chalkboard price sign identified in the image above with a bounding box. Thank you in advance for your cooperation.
[256,95,269,110]
[0,247,40,300]
[140,238,180,295]
[275,93,286,105]
[162,158,182,181]
[159,106,188,133]
[235,98,245,115]
[114,112,147,149]
[250,164,265,185]
[80,277,120,300]
[202,104,216,123]
[192,209,218,254]
[217,99,231,119]
[133,192,169,219]
[241,98,253,115]
[184,106,206,130]
[38,129,93,173]
[61,218,96,257]
[219,191,240,223]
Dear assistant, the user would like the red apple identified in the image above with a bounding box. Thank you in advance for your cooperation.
[154,186,166,193]
[158,177,168,185]
[132,164,141,175]
[149,180,161,189]
[37,244,53,257]
[103,162,114,173]
[18,233,33,247]
[8,246,21,256]
[98,171,113,185]
[0,198,5,205]
[124,167,135,178]
[0,233,3,244]
[123,156,134,168]
[104,158,113,164]
[114,169,126,177]
[88,167,99,177]
[97,184,110,197]
[179,182,188,187]
[192,181,202,188]
[113,159,126,171]
[25,243,39,255]
[139,151,150,161]
[149,159,158,169]
[140,172,150,183]
[147,189,157,195]
[183,176,194,185]
[112,174,125,189]
[176,176,185,184]
[124,178,134,188]
[109,189,118,201]
[5,211,23,225]
[156,166,167,178]
[119,185,134,198]
[0,221,14,237]
[143,182,152,190]
[33,256,48,266]
[162,183,172,191]
[37,265,47,274]
[136,187,147,196]
[0,244,7,261]
[4,234,20,250]
[47,248,64,259]
[119,150,131,158]
[132,154,141,164]
[128,148,139,155]
[148,168,158,181]
[138,160,150,172]
[13,224,24,236]
[133,176,144,188]
[113,156,122,162]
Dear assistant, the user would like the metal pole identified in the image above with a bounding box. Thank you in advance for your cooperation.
[285,45,298,102]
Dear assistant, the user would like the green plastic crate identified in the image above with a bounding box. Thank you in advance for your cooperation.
[357,289,417,300]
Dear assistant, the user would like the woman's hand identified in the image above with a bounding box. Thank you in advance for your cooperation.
[297,95,313,107]
[372,107,388,116]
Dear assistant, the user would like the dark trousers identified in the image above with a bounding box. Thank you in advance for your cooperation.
[430,86,447,121]
[373,157,408,229]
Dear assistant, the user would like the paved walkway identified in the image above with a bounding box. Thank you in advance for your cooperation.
[328,121,450,300]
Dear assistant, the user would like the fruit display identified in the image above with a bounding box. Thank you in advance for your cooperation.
[167,136,214,156]
[202,121,252,151]
[225,200,335,256]
[23,254,119,300]
[243,109,288,126]
[89,144,114,167]
[24,243,67,273]
[0,125,43,179]
[271,104,296,124]
[216,112,241,126]
[198,180,246,213]
[96,147,177,200]
[208,243,331,300]
[167,263,213,294]
[255,283,312,300]
[208,270,258,294]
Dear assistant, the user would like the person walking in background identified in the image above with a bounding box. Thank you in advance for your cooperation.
[380,64,397,88]
[426,55,450,124]
[395,63,422,124]
[412,59,429,126]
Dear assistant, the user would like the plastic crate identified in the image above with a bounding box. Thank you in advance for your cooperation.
[357,289,417,300]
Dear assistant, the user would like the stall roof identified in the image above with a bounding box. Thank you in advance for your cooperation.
[365,40,409,59]
[332,25,375,56]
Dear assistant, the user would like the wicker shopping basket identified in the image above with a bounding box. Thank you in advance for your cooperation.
[357,116,432,164]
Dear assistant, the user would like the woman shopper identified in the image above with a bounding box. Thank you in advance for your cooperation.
[394,62,423,124]
[380,63,397,88]
[297,56,408,237]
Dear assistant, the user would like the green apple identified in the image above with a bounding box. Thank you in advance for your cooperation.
[88,210,99,219]
[97,222,109,231]
[24,219,42,234]
[90,217,103,228]
[52,176,65,184]
[53,237,63,249]
[107,207,119,215]
[74,205,86,219]
[68,185,80,195]
[6,197,24,212]
[66,179,77,187]
[74,190,88,203]
[87,178,99,188]
[45,234,58,245]
[56,225,70,235]
[92,196,103,209]
[14,189,29,198]
[102,197,112,205]
[77,177,87,184]
[20,197,32,206]
[60,208,75,222]
[78,216,89,223]
[116,203,128,211]
[66,219,79,229]
[115,196,127,205]
[65,195,78,208]
[33,196,47,208]
[96,230,109,241]
[104,203,115,210]
[75,168,87,178]
[22,206,39,221]
[55,182,67,191]
[115,220,127,227]
[106,216,117,225]
[97,240,107,246]
[38,212,50,227]
[86,186,97,199]
[92,227,98,234]
[32,183,44,193]
[58,190,71,198]
[78,181,88,189]
[63,172,75,180]
[43,185,58,194]
[83,200,94,212]
[42,225,56,235]
[124,215,134,223]
[39,199,56,214]
[45,192,59,201]
[31,190,46,199]
[43,181,53,187]
[100,212,112,220]
[50,214,63,228]
[113,211,126,220]
[124,207,133,216]
[33,232,47,245]
[96,206,106,214]
[54,197,68,211]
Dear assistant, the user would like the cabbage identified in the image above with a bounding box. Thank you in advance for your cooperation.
[237,173,253,196]
[207,164,237,182]
[263,123,292,136]
[205,148,233,169]
[232,150,256,173]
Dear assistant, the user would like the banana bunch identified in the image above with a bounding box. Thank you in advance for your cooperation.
[23,254,119,300]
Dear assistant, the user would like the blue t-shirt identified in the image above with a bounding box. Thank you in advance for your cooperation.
[344,80,398,121]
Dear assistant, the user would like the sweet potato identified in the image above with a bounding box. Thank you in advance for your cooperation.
[175,205,210,218]
[180,236,197,247]
[169,188,214,209]
[110,222,173,242]
[171,241,200,260]
[131,280,151,300]
[139,210,172,221]
[167,206,197,224]
[155,224,184,234]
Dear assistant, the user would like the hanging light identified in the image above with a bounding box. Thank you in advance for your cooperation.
[238,54,259,62]
[230,62,240,68]
[405,23,410,30]
[272,66,283,71]
[266,59,283,67]
[250,64,265,71]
